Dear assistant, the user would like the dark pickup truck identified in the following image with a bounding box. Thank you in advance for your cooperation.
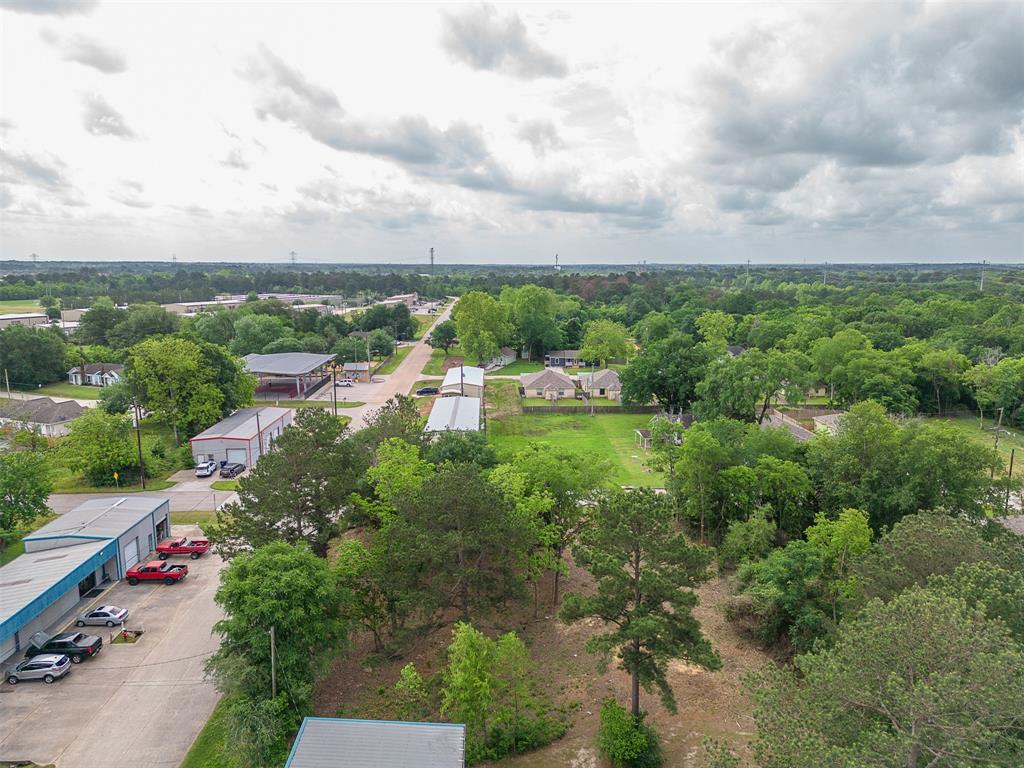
[156,536,210,560]
[25,631,102,664]
[126,560,189,585]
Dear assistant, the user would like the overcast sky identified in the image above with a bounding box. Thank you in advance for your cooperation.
[1,1,1021,265]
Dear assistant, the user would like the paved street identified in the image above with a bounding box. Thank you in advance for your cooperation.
[48,471,237,515]
[0,524,223,768]
[311,303,453,430]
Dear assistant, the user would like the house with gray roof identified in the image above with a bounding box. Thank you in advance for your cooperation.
[67,362,124,387]
[0,397,86,437]
[285,717,466,768]
[520,369,575,400]
[578,368,622,401]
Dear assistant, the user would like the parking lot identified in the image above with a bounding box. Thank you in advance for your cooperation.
[0,525,224,768]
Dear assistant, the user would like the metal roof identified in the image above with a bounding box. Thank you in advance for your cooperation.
[25,496,169,542]
[441,366,485,390]
[0,539,116,637]
[424,396,481,433]
[190,407,291,441]
[243,352,336,376]
[0,312,48,320]
[285,717,465,768]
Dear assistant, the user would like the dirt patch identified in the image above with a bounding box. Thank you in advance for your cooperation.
[441,356,465,372]
[315,558,768,767]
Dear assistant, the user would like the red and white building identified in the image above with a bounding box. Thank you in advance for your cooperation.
[189,407,293,467]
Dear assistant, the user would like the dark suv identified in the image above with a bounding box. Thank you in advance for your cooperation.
[25,631,102,664]
[219,462,245,478]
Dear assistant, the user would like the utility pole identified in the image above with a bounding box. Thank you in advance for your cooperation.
[269,626,277,698]
[554,253,560,271]
[1005,448,1015,515]
[134,403,146,490]
[429,247,434,275]
[30,252,38,264]
[822,262,828,285]
[746,259,750,278]
[289,250,297,266]
[979,260,986,292]
[4,368,10,400]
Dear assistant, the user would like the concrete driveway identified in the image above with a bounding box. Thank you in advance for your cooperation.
[0,524,224,768]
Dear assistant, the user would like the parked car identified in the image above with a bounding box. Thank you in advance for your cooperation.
[219,462,245,478]
[24,631,102,663]
[76,605,129,627]
[195,459,218,478]
[415,386,439,396]
[156,536,210,560]
[126,560,189,585]
[335,379,354,387]
[6,654,72,685]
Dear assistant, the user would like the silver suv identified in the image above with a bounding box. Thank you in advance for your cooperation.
[6,654,72,685]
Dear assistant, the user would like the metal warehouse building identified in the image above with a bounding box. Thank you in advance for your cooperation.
[189,406,293,466]
[0,496,170,664]
[285,717,466,768]
[424,396,481,433]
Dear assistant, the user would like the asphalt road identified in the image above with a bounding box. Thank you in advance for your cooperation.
[48,471,237,515]
[0,524,223,768]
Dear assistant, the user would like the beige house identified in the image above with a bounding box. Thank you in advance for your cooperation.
[0,397,86,437]
[578,369,622,401]
[520,369,575,400]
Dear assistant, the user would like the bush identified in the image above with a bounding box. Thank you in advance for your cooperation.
[719,507,776,570]
[597,700,663,768]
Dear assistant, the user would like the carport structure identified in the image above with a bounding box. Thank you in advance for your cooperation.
[243,352,336,399]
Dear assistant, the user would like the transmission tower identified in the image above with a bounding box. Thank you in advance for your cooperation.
[289,250,297,266]
[554,253,561,271]
[430,247,434,274]
[30,252,39,264]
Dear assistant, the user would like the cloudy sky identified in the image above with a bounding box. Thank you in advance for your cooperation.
[1,1,1021,265]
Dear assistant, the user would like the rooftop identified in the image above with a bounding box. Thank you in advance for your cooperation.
[0,312,48,320]
[243,352,336,376]
[0,540,116,636]
[25,496,170,542]
[190,407,291,441]
[67,363,124,376]
[424,396,481,433]
[285,717,466,768]
[441,366,485,390]
[579,368,621,388]
[521,369,575,389]
[0,397,86,425]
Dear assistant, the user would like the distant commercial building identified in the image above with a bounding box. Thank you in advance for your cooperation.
[161,299,246,316]
[243,352,336,399]
[424,396,481,433]
[189,406,293,466]
[285,717,466,768]
[440,366,485,398]
[342,361,371,383]
[0,397,86,437]
[0,312,49,330]
[379,292,418,308]
[1,496,171,664]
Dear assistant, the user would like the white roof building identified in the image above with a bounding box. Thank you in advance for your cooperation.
[440,366,485,397]
[424,396,481,433]
[285,717,465,768]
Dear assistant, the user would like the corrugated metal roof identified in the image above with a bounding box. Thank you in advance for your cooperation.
[286,718,465,768]
[243,352,336,376]
[424,397,481,433]
[25,496,168,541]
[441,366,484,391]
[190,407,291,441]
[0,539,114,628]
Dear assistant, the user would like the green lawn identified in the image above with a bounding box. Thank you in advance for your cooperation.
[492,359,544,375]
[412,314,434,340]
[273,398,363,409]
[0,299,42,313]
[485,380,521,419]
[0,511,58,566]
[179,695,233,768]
[488,412,663,487]
[929,415,1024,467]
[170,509,220,528]
[32,382,103,399]
[209,479,238,491]
[410,379,442,394]
[376,345,412,375]
[422,344,467,375]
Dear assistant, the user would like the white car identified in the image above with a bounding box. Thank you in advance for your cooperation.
[195,459,218,477]
[335,379,354,387]
[76,605,129,627]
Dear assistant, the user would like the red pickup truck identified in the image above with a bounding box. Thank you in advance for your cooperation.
[156,536,210,560]
[126,560,188,585]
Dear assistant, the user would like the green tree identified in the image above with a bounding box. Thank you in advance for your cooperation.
[60,408,138,486]
[229,314,290,356]
[804,508,872,622]
[500,284,562,360]
[75,297,124,346]
[718,508,776,570]
[425,430,498,468]
[453,291,508,365]
[695,349,812,424]
[966,355,1024,427]
[561,488,720,717]
[210,408,364,558]
[367,327,394,358]
[333,336,367,364]
[695,310,735,356]
[190,310,236,345]
[428,319,458,355]
[124,336,224,444]
[832,348,918,414]
[580,319,630,368]
[632,311,674,347]
[0,451,52,551]
[620,332,707,409]
[928,561,1024,644]
[809,328,871,403]
[915,348,970,415]
[365,437,434,509]
[106,303,180,348]
[0,325,67,388]
[748,588,1024,768]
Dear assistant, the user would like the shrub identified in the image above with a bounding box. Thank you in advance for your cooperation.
[719,507,776,570]
[597,700,663,768]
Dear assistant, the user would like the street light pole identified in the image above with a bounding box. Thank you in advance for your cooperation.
[134,403,146,490]
[331,364,338,417]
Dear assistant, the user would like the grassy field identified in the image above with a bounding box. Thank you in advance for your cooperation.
[0,299,42,313]
[412,314,434,340]
[929,414,1024,466]
[422,344,467,375]
[31,382,103,399]
[485,380,521,419]
[488,412,663,486]
[170,509,220,528]
[492,359,544,375]
[375,344,412,375]
[179,695,233,768]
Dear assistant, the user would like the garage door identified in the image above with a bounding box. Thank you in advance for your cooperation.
[227,448,248,465]
[123,538,139,570]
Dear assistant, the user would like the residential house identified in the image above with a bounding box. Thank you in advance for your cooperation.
[440,366,485,398]
[486,347,516,370]
[545,350,590,368]
[520,369,575,400]
[67,363,124,387]
[189,406,293,467]
[342,361,371,383]
[0,397,86,437]
[285,717,466,768]
[578,368,622,401]
[424,396,481,433]
[726,345,746,357]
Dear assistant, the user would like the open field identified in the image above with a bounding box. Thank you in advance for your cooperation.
[376,344,412,374]
[422,343,466,375]
[170,509,219,528]
[488,412,663,487]
[0,299,42,313]
[492,358,544,375]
